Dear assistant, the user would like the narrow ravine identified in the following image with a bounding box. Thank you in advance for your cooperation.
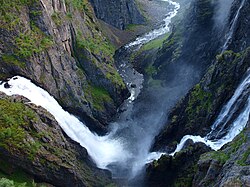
[0,0,180,183]
[148,0,250,161]
[0,0,249,186]
[1,0,248,185]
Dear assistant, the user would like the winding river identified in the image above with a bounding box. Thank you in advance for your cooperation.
[0,0,248,186]
[0,0,181,182]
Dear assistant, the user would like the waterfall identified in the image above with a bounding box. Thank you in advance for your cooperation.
[153,70,250,158]
[222,0,246,51]
[0,0,181,180]
[0,76,130,169]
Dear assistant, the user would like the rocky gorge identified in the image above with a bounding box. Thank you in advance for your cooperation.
[0,0,250,186]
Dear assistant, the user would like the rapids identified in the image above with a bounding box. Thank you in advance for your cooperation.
[0,0,180,180]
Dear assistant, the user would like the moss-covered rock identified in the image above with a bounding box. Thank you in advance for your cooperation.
[193,124,250,187]
[146,141,211,187]
[0,92,114,187]
[153,48,250,152]
[0,0,128,133]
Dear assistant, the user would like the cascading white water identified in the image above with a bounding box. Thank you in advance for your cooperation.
[0,77,130,169]
[126,0,180,49]
[149,70,250,160]
[0,0,180,179]
[222,0,246,51]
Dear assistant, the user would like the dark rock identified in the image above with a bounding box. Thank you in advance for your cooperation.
[0,0,129,133]
[0,92,113,186]
[4,82,11,88]
[89,0,145,30]
[130,83,136,88]
[193,120,250,187]
[146,142,211,187]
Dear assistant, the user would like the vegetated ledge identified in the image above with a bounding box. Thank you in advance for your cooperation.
[0,92,114,187]
[152,47,250,153]
[146,120,250,187]
[0,0,129,133]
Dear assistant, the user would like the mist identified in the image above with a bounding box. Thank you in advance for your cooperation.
[105,58,202,183]
[213,0,234,28]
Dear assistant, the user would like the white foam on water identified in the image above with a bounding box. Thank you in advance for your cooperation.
[125,0,180,49]
[0,76,131,169]
[148,71,250,160]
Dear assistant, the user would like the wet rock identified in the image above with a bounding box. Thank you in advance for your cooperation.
[90,0,145,30]
[193,120,250,187]
[130,83,137,88]
[0,0,129,133]
[4,82,11,88]
[0,92,113,186]
[146,142,211,187]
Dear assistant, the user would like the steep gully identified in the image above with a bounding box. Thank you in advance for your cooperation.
[0,0,180,180]
[0,0,248,184]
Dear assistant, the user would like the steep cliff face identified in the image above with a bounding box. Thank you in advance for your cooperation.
[193,122,250,186]
[0,0,129,133]
[146,142,211,187]
[89,0,145,30]
[152,0,250,152]
[153,48,250,152]
[145,0,250,186]
[0,92,113,186]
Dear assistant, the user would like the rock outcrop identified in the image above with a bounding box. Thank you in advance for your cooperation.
[193,120,250,187]
[0,92,113,186]
[89,0,145,30]
[0,0,129,133]
[146,141,211,187]
[153,48,250,152]
[144,0,250,186]
[152,0,250,152]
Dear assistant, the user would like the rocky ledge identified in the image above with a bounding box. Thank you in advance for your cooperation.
[0,92,114,186]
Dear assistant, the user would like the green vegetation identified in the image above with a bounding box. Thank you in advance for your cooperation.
[0,160,44,187]
[174,176,193,187]
[51,12,62,26]
[0,0,37,30]
[0,99,40,159]
[106,71,126,89]
[186,84,212,121]
[237,148,250,166]
[15,29,53,58]
[1,0,53,63]
[76,30,125,89]
[88,86,112,111]
[142,34,170,51]
[145,65,162,87]
[216,50,241,62]
[0,178,26,187]
[196,0,214,24]
[65,0,92,16]
[229,132,247,153]
[76,32,115,61]
[1,55,25,68]
[208,152,230,164]
[0,167,37,187]
[201,132,247,165]
[130,34,169,64]
[125,24,141,31]
[145,65,157,76]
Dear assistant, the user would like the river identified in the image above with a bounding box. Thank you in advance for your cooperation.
[0,0,249,186]
[0,0,180,184]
